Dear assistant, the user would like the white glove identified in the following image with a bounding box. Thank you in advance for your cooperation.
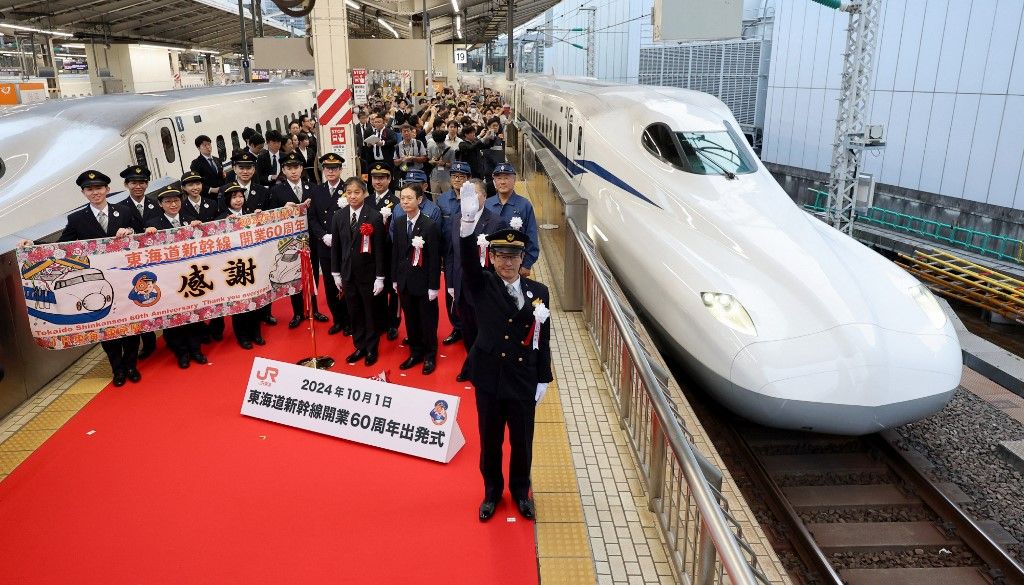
[535,383,549,403]
[322,234,332,246]
[373,277,384,296]
[447,287,454,296]
[427,289,439,302]
[459,182,480,218]
[393,282,399,292]
[332,273,342,288]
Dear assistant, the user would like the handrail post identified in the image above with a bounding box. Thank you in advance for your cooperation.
[618,351,632,423]
[648,416,666,507]
[696,519,718,585]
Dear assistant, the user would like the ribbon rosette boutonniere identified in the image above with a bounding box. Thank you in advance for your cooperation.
[523,299,550,350]
[410,235,425,266]
[509,216,524,231]
[477,233,490,267]
[359,222,374,253]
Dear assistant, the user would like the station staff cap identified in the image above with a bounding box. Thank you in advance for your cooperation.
[319,152,345,167]
[281,152,304,167]
[403,169,428,184]
[491,162,516,176]
[449,161,471,176]
[486,228,530,252]
[76,170,111,188]
[222,182,245,195]
[157,187,182,201]
[119,165,151,182]
[232,151,257,166]
[180,171,203,184]
[368,162,393,176]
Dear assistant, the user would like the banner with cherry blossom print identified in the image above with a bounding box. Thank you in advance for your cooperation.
[17,206,309,349]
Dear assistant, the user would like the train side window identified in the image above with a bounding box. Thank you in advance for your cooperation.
[642,123,686,169]
[255,123,262,135]
[216,135,227,160]
[569,121,573,142]
[558,127,562,150]
[275,118,282,133]
[577,127,583,156]
[134,143,148,168]
[160,127,176,163]
[266,120,272,134]
[231,131,240,152]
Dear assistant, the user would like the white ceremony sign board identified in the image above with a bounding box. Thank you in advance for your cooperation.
[241,358,465,463]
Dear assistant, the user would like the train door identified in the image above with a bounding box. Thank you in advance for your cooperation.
[155,117,185,178]
[570,109,584,188]
[129,132,156,176]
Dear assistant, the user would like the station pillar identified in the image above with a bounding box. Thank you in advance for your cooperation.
[310,0,356,178]
[411,21,426,94]
[204,54,214,86]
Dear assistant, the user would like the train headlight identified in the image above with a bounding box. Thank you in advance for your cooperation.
[701,292,756,336]
[910,285,947,328]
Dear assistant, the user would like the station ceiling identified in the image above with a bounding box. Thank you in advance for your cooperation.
[0,0,554,54]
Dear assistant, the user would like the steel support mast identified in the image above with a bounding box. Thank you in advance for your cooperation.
[823,0,881,235]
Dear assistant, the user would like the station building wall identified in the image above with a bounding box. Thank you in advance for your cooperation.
[762,0,1024,211]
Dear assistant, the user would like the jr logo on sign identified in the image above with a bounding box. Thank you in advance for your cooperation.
[256,366,279,385]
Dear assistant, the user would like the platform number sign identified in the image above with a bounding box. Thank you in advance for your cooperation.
[454,49,468,64]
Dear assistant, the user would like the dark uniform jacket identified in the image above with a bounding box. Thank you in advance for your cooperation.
[59,203,137,242]
[460,235,553,398]
[117,196,161,232]
[456,139,488,178]
[145,215,185,231]
[448,208,506,304]
[391,213,441,296]
[330,204,386,283]
[307,181,345,258]
[256,150,285,186]
[189,155,224,198]
[268,180,312,209]
[361,127,398,169]
[181,196,219,223]
[234,183,271,214]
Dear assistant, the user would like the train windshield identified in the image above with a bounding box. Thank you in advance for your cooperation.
[642,122,756,177]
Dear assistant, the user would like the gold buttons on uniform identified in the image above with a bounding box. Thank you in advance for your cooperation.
[518,357,523,362]
[504,335,509,340]
[508,319,513,323]
[500,352,506,357]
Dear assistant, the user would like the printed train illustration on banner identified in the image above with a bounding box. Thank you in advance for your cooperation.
[21,252,114,325]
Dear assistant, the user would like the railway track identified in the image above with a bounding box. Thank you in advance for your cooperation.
[729,426,1024,585]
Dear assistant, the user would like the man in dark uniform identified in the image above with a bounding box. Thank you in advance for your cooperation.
[57,170,144,387]
[368,162,400,340]
[330,177,386,366]
[459,193,552,522]
[267,151,322,328]
[189,134,224,199]
[144,186,208,369]
[436,161,472,348]
[306,152,350,335]
[116,164,160,360]
[230,151,277,326]
[180,171,219,223]
[391,184,441,375]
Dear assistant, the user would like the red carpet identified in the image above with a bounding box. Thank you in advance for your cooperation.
[0,296,539,584]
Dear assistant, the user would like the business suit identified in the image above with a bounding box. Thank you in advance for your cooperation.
[256,149,284,187]
[189,154,224,199]
[181,196,219,223]
[330,204,386,354]
[460,234,552,504]
[59,203,141,377]
[449,208,507,350]
[353,121,373,172]
[391,212,441,359]
[307,181,349,329]
[371,189,401,334]
[145,214,204,360]
[361,127,397,172]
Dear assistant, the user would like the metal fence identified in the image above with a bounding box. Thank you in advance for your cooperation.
[565,216,772,585]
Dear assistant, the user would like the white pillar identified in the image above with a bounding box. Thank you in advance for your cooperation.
[310,0,355,178]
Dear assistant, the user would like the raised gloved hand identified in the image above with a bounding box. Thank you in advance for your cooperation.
[393,282,399,292]
[447,287,454,296]
[427,289,439,302]
[373,277,384,296]
[459,182,480,218]
[535,383,549,403]
[323,234,332,247]
[332,273,342,288]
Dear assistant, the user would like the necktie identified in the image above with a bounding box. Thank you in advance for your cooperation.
[171,217,180,228]
[374,131,383,159]
[351,211,358,230]
[272,154,278,175]
[507,283,522,309]
[136,202,144,215]
[293,183,302,199]
[97,210,108,231]
[208,157,217,172]
[407,219,414,239]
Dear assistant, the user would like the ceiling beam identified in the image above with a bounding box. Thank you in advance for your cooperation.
[52,0,152,26]
[109,4,196,33]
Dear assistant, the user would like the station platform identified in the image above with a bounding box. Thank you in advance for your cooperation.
[0,182,789,584]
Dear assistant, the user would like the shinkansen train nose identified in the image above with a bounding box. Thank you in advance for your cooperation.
[727,324,962,435]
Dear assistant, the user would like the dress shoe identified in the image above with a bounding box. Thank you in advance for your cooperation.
[112,371,127,387]
[138,345,156,361]
[479,500,498,522]
[328,324,344,335]
[422,358,436,375]
[263,315,277,326]
[343,325,353,337]
[127,369,142,384]
[386,328,399,341]
[346,349,367,364]
[238,339,254,350]
[199,335,211,345]
[211,331,223,341]
[442,330,462,345]
[364,352,378,367]
[455,372,468,383]
[399,355,423,370]
[401,337,409,345]
[516,498,536,520]
[177,355,190,369]
[253,336,266,346]
[313,311,329,322]
[288,315,304,329]
[190,352,208,365]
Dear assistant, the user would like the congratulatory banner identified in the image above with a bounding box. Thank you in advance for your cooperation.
[17,207,308,350]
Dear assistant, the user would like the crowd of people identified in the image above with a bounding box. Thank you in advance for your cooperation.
[38,83,553,521]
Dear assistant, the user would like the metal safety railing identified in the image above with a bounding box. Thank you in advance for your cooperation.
[566,217,771,585]
[804,188,1024,264]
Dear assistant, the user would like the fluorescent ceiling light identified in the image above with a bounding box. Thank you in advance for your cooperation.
[137,43,185,52]
[61,42,86,49]
[0,22,74,38]
[192,47,220,54]
[345,0,361,9]
[451,0,460,12]
[456,15,463,38]
[378,18,399,38]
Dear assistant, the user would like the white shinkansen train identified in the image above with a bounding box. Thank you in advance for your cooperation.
[466,72,962,435]
[0,80,315,242]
